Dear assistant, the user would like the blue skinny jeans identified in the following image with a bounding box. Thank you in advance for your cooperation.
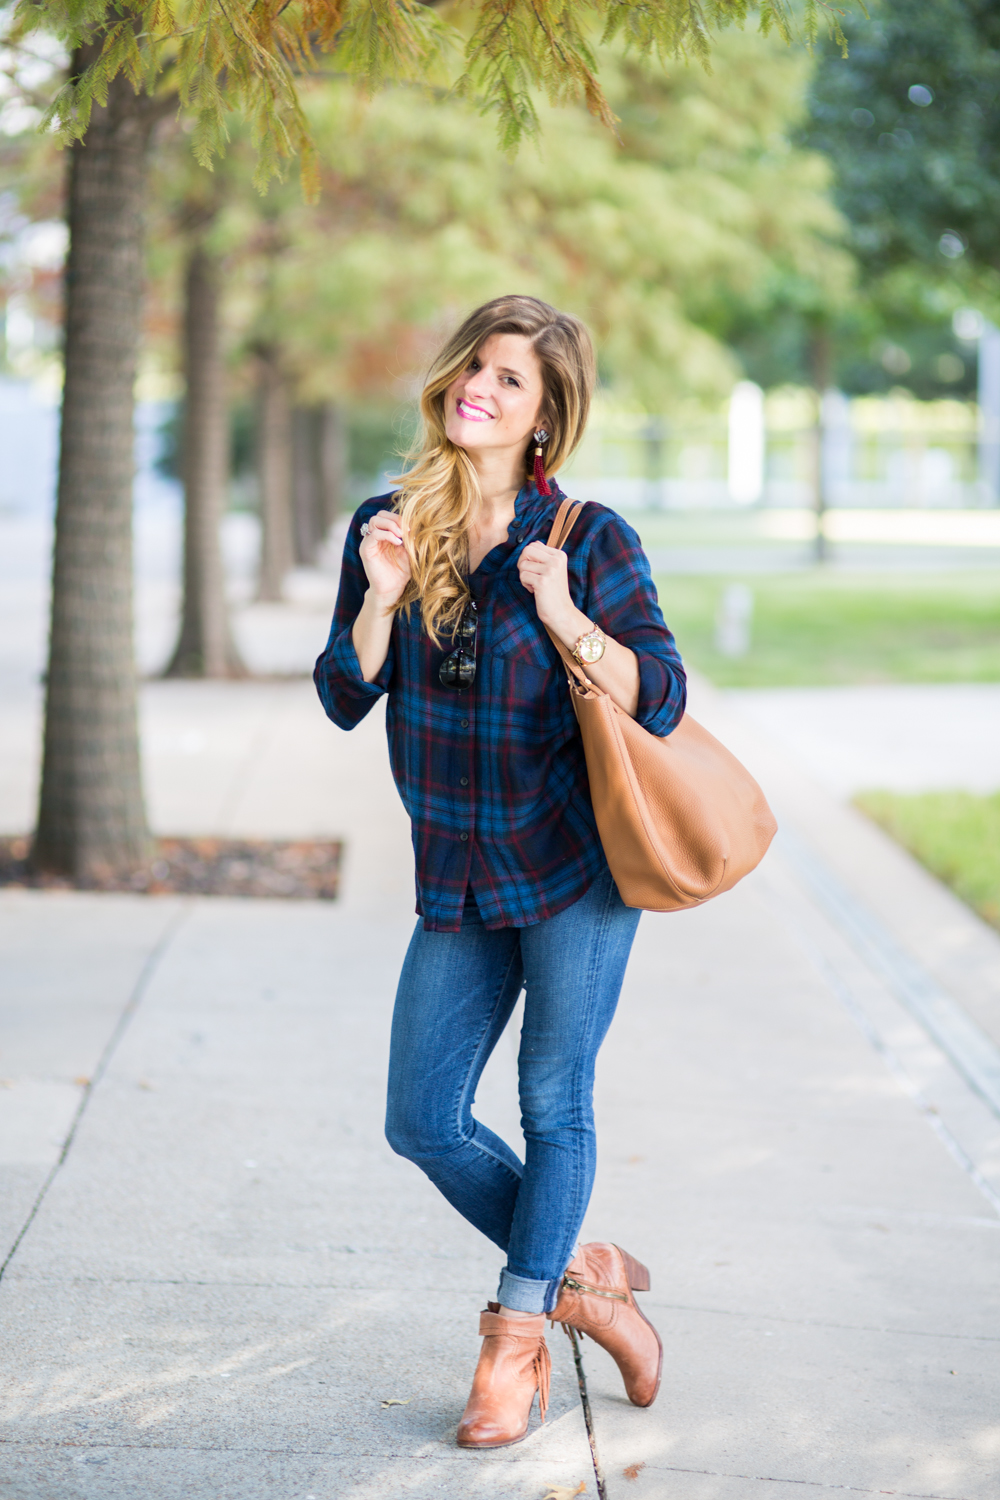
[385,866,641,1314]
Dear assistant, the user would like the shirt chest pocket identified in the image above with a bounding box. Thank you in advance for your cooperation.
[487,579,559,671]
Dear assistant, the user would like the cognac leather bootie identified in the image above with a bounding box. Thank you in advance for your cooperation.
[549,1242,662,1407]
[456,1303,551,1449]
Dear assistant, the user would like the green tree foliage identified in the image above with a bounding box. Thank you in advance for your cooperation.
[8,1,846,171]
[9,0,855,882]
[802,0,1000,396]
[610,31,854,392]
[212,29,850,414]
[805,0,1000,277]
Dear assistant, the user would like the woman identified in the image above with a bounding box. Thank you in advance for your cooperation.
[315,295,686,1449]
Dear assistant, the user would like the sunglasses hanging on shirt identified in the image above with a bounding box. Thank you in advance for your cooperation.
[438,601,478,689]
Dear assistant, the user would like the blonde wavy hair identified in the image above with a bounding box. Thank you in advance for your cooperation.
[392,295,596,645]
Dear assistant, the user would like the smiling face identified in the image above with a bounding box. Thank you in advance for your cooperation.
[443,332,545,463]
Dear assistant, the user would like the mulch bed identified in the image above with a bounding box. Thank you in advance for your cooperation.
[0,836,342,900]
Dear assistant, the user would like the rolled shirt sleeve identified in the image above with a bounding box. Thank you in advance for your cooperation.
[579,513,686,738]
[314,499,395,731]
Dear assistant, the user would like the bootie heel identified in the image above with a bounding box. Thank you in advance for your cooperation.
[619,1247,651,1292]
[456,1304,551,1449]
[549,1242,663,1408]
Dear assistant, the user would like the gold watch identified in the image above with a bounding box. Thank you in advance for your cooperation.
[572,624,607,665]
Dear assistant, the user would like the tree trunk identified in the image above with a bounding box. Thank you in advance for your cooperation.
[255,348,294,601]
[32,60,158,880]
[290,403,347,564]
[319,402,347,532]
[291,405,324,565]
[164,242,245,677]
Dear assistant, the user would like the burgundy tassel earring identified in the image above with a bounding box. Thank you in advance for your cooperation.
[533,429,552,496]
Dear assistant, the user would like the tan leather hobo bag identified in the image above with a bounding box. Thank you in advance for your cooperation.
[543,499,777,912]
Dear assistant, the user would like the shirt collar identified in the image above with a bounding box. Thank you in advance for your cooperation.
[511,476,565,533]
[469,477,566,590]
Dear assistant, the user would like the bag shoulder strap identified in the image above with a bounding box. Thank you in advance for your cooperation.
[541,499,602,695]
[546,497,584,551]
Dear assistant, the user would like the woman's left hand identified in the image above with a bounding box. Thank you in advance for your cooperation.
[518,538,642,717]
[517,542,576,636]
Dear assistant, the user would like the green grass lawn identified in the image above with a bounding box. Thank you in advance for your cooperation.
[854,791,1000,935]
[653,569,1000,687]
[638,558,1000,929]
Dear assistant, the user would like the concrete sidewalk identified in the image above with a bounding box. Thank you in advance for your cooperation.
[730,682,1000,798]
[2,679,1000,1500]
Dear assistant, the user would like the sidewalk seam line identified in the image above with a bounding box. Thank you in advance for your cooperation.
[761,845,1000,1219]
[777,827,1000,1118]
[800,935,1000,1218]
[0,900,194,1287]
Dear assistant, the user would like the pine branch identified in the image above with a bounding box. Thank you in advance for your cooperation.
[8,0,861,185]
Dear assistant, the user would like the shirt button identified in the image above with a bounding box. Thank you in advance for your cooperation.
[516,532,525,542]
[460,776,469,786]
[459,832,469,842]
[460,718,469,728]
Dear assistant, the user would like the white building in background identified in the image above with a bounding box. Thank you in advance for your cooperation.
[727,380,765,505]
[0,374,180,516]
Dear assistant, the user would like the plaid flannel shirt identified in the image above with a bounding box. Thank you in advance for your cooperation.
[314,480,686,932]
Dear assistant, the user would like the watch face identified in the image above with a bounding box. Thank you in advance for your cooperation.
[578,633,605,664]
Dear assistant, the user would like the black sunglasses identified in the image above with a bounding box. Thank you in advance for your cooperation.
[438,602,478,689]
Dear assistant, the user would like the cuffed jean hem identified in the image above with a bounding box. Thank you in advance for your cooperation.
[496,1267,561,1315]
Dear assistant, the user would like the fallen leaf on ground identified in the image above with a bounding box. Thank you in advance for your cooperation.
[624,1461,646,1479]
[380,1398,411,1408]
[542,1484,585,1499]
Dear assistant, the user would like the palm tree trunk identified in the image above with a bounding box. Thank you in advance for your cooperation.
[165,242,245,677]
[32,60,158,880]
[255,347,294,601]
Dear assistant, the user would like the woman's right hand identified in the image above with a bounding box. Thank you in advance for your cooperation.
[359,510,411,606]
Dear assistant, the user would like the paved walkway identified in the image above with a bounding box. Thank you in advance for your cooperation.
[731,683,1000,798]
[3,514,1000,1496]
[2,665,1000,1500]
